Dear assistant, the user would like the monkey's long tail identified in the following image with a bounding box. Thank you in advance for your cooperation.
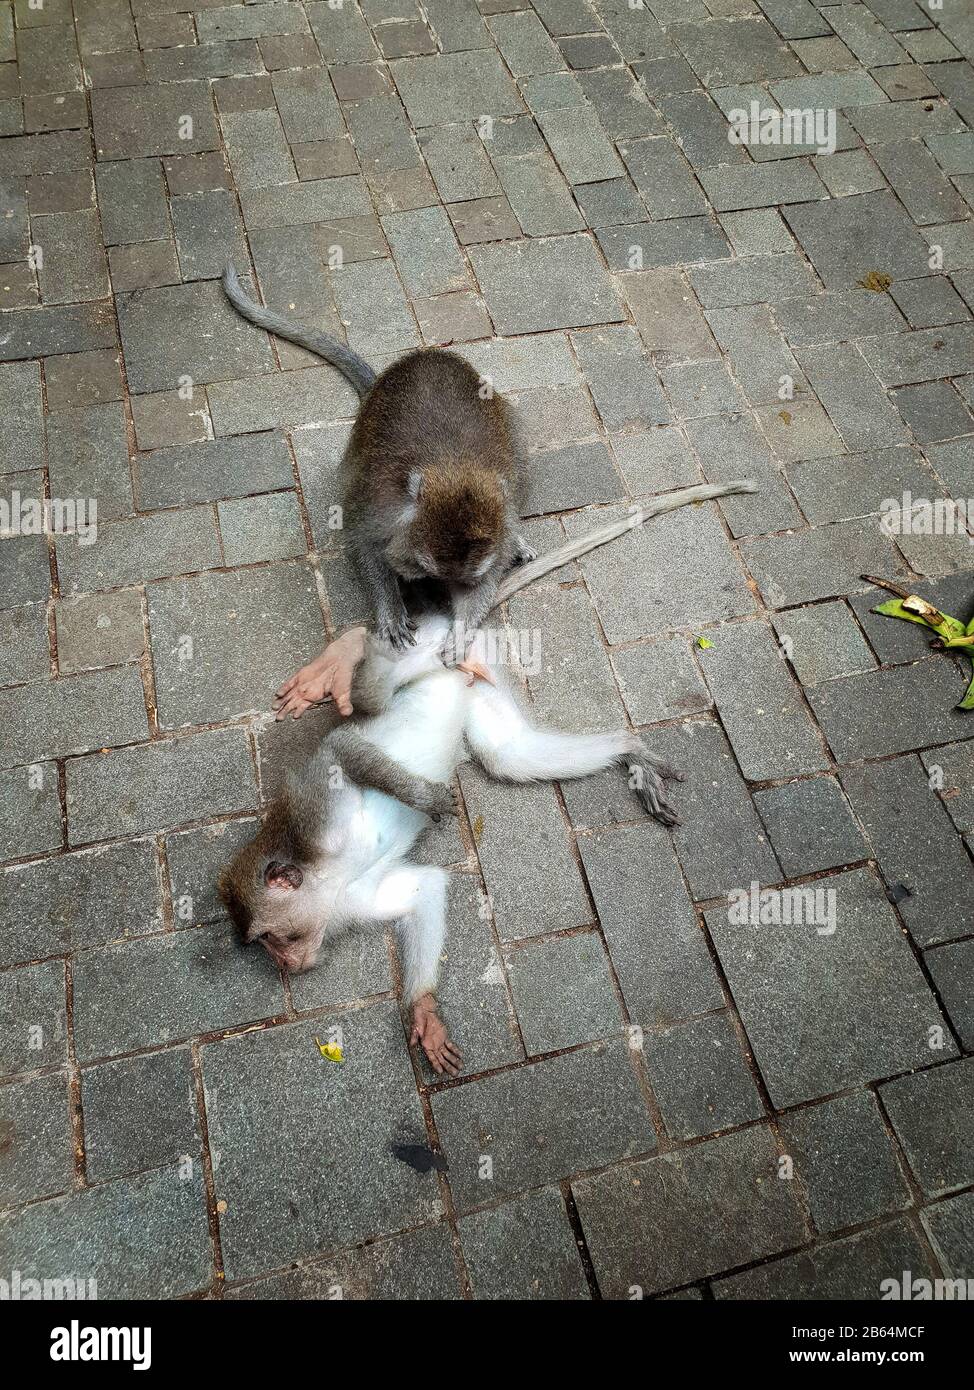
[222,262,378,398]
[492,480,758,608]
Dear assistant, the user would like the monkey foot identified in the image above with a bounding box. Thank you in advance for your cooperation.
[410,996,462,1077]
[456,657,495,686]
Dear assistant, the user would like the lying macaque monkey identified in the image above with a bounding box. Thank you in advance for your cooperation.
[221,615,688,1074]
[221,480,757,1074]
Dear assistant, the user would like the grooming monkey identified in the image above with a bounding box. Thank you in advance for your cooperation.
[223,263,534,664]
[220,480,757,1074]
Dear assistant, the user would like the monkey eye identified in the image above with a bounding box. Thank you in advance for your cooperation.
[286,931,302,943]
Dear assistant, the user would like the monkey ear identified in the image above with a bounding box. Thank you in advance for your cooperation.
[264,861,304,891]
[407,468,423,501]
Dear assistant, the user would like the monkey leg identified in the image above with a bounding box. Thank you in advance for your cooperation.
[465,681,683,827]
[326,726,458,820]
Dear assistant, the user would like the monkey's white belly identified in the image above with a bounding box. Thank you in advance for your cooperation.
[363,668,469,784]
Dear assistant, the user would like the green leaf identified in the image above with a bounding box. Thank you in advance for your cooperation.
[872,597,965,640]
[960,660,974,711]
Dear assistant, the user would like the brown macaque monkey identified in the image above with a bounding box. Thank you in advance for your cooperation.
[223,264,535,666]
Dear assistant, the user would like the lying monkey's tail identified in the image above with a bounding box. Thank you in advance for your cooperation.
[492,479,758,608]
[222,262,378,397]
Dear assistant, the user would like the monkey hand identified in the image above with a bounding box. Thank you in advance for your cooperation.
[410,994,462,1077]
[427,783,461,821]
[379,612,417,649]
[273,627,366,720]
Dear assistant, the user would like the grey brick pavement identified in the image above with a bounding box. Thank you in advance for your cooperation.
[1,0,973,1301]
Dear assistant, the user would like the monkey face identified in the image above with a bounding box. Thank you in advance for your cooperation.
[220,848,328,975]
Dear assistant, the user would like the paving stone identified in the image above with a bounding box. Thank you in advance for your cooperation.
[925,433,974,494]
[611,635,712,724]
[647,1011,764,1141]
[705,303,807,407]
[47,400,132,523]
[848,96,966,143]
[117,278,275,395]
[569,325,669,431]
[698,160,826,212]
[290,138,360,181]
[812,147,887,198]
[579,822,724,1025]
[130,390,211,451]
[419,124,498,203]
[492,148,583,234]
[881,1058,974,1197]
[754,776,869,879]
[780,1090,911,1236]
[0,1167,211,1298]
[55,588,143,677]
[842,756,974,949]
[0,762,62,862]
[56,506,224,596]
[564,499,757,643]
[92,81,220,160]
[813,653,972,759]
[391,50,524,126]
[756,399,846,464]
[535,102,623,184]
[329,258,419,357]
[165,819,258,928]
[94,158,168,245]
[458,761,589,941]
[447,193,521,243]
[226,1223,460,1300]
[239,175,371,228]
[621,267,718,365]
[18,24,82,97]
[771,601,876,686]
[921,1190,974,1280]
[459,1187,588,1300]
[924,939,974,1051]
[0,959,66,1078]
[708,867,956,1108]
[574,176,645,229]
[0,361,44,474]
[714,1218,935,1299]
[0,1072,73,1206]
[772,287,906,346]
[926,130,974,176]
[741,516,904,609]
[655,88,747,170]
[0,839,162,969]
[619,136,707,219]
[690,254,818,311]
[169,189,247,282]
[415,289,493,344]
[218,492,305,565]
[860,324,974,388]
[699,619,829,779]
[346,94,422,176]
[434,1039,655,1212]
[505,931,621,1054]
[45,349,122,411]
[684,411,804,534]
[65,726,258,845]
[222,107,297,189]
[33,208,110,304]
[892,380,973,443]
[424,0,491,52]
[522,438,622,513]
[573,1124,804,1298]
[872,137,969,225]
[381,204,470,296]
[198,2,309,42]
[73,923,284,1064]
[203,1004,438,1278]
[670,15,801,85]
[0,128,90,177]
[148,565,322,729]
[470,234,623,333]
[82,1048,200,1183]
[890,275,970,328]
[134,433,294,512]
[459,331,579,391]
[0,602,48,687]
[798,341,909,452]
[109,240,180,292]
[271,67,343,145]
[875,62,939,101]
[0,663,149,769]
[922,741,974,837]
[489,9,564,75]
[510,382,598,450]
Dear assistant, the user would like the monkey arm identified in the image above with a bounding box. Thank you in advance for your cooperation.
[325,726,456,821]
[444,567,504,665]
[348,535,415,648]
